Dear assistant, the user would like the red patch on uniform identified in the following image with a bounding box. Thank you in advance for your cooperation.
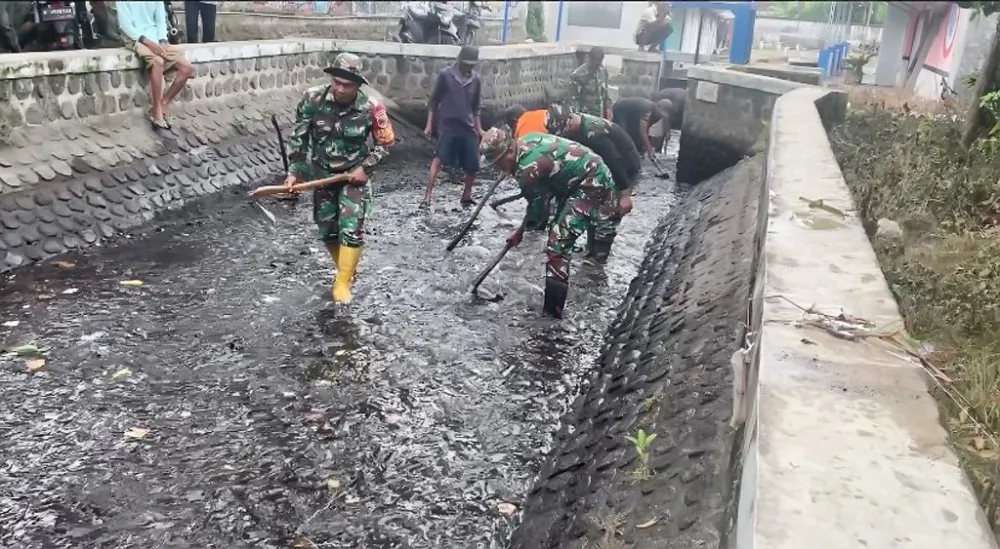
[371,102,395,146]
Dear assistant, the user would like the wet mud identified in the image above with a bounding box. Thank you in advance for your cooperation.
[0,140,679,548]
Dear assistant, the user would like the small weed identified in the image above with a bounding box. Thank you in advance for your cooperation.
[641,392,661,413]
[625,428,657,484]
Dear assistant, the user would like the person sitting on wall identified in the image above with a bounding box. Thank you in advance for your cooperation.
[117,0,195,130]
[635,2,673,53]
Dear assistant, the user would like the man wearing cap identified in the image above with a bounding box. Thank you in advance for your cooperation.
[545,104,640,263]
[570,47,612,120]
[283,52,396,304]
[423,45,484,208]
[479,127,629,318]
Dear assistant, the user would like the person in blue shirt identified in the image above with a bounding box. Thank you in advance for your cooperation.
[117,1,195,130]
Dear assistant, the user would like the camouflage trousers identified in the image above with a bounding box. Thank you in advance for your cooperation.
[545,189,620,282]
[312,179,373,248]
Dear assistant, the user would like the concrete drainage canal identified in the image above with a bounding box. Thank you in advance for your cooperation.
[0,119,760,548]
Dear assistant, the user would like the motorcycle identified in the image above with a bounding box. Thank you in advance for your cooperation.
[455,1,491,45]
[164,0,181,45]
[399,1,460,45]
[29,0,85,50]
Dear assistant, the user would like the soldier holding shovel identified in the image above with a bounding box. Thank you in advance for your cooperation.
[283,53,396,304]
[478,127,628,318]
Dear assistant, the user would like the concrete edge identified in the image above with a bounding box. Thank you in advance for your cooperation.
[734,86,999,549]
[0,40,581,80]
[686,65,811,96]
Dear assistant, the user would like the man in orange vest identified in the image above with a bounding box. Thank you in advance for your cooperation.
[501,104,553,230]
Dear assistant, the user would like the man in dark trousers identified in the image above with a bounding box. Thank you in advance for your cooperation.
[612,96,672,160]
[423,45,485,208]
[545,104,640,262]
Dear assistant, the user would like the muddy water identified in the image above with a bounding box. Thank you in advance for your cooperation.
[0,141,678,549]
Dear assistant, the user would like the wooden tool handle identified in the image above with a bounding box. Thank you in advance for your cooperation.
[249,173,354,199]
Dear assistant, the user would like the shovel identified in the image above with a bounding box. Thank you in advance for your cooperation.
[249,173,354,224]
[445,175,506,252]
[490,192,523,212]
[470,238,516,301]
[649,157,671,180]
[250,173,354,199]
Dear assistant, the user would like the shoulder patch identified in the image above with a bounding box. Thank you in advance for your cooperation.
[370,101,395,145]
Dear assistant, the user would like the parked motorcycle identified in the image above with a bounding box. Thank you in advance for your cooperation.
[29,0,85,50]
[455,1,490,45]
[399,1,460,45]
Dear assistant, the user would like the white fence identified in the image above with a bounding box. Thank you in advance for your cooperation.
[219,1,520,19]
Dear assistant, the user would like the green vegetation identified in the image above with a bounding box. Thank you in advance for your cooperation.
[830,88,1000,530]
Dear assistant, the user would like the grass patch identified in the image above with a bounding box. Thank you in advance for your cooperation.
[830,88,1000,528]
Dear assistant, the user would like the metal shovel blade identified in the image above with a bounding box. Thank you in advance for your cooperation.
[254,202,277,225]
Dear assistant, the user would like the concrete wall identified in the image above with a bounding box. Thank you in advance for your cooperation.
[733,81,999,549]
[754,16,883,46]
[0,39,579,271]
[671,62,997,549]
[675,66,807,184]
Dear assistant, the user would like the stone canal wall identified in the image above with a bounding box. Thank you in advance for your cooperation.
[0,39,579,272]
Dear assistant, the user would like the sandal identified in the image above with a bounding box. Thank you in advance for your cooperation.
[149,112,171,131]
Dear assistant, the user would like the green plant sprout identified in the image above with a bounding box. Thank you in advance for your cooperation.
[625,428,657,484]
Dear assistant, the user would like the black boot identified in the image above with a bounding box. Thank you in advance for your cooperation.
[543,276,569,319]
[583,227,596,257]
[588,240,613,264]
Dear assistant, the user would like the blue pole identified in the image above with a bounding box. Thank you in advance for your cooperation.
[501,0,511,44]
[555,0,565,41]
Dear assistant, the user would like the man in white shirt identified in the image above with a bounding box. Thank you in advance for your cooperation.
[635,2,672,52]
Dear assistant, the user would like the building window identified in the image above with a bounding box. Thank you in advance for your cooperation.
[566,2,623,29]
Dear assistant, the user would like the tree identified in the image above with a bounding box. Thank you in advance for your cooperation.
[959,2,1000,146]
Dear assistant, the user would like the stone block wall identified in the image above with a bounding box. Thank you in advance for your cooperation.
[676,66,814,185]
[0,39,580,272]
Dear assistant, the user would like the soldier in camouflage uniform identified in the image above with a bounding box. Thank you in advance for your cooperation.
[545,104,641,263]
[569,47,612,119]
[284,52,396,304]
[479,127,629,318]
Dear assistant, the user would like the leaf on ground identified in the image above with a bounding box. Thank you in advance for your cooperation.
[799,196,846,218]
[26,358,45,372]
[120,280,144,287]
[960,408,970,423]
[326,478,341,492]
[53,261,75,268]
[12,343,43,357]
[636,518,659,529]
[124,427,150,440]
[111,368,133,380]
[973,436,987,451]
[291,535,315,549]
[497,502,518,516]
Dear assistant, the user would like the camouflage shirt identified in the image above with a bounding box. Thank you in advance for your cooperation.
[514,133,614,202]
[287,84,395,180]
[570,63,611,118]
[576,113,613,139]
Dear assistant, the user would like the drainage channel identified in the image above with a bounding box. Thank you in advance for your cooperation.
[0,142,679,548]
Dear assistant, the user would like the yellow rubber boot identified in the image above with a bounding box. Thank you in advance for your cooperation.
[332,245,362,303]
[324,242,340,263]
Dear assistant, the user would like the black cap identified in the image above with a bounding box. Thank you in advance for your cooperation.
[458,45,479,65]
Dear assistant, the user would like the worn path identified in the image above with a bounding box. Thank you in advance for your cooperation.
[0,141,678,548]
